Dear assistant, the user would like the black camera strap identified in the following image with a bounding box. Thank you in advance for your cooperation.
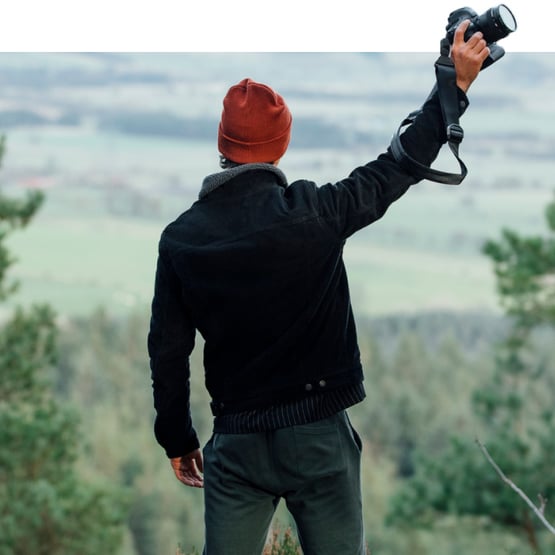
[390,39,468,185]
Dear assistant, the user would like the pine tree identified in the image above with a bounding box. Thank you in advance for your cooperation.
[387,194,555,553]
[0,137,127,555]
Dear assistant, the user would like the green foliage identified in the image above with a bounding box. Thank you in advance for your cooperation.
[48,299,555,554]
[0,137,128,555]
[0,135,44,301]
[176,526,302,555]
[0,186,45,302]
[388,194,555,553]
[355,325,491,479]
[0,305,57,404]
[263,526,302,555]
[52,307,209,554]
[482,202,555,327]
[177,545,201,555]
[127,493,161,555]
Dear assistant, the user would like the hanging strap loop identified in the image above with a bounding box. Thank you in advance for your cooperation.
[390,38,468,185]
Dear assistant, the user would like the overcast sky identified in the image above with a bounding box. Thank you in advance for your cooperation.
[0,0,548,52]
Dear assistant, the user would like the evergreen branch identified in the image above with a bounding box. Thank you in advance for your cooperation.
[476,438,555,535]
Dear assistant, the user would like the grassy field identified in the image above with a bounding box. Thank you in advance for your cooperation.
[1,52,553,319]
[4,176,553,319]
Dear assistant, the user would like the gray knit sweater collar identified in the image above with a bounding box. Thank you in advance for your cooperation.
[199,163,288,200]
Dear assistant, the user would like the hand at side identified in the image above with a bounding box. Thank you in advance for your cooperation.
[170,448,204,488]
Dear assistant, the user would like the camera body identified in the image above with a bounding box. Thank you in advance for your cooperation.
[444,4,516,68]
[445,4,516,44]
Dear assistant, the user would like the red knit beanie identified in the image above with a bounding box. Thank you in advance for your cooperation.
[218,78,292,164]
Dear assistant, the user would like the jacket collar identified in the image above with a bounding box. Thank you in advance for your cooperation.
[199,163,288,200]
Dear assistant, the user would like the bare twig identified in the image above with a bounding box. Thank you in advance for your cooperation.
[476,438,555,535]
[538,493,548,515]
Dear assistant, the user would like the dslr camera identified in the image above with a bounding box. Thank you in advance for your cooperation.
[389,4,517,185]
[445,4,517,67]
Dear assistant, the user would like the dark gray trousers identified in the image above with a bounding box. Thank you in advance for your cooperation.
[202,410,365,555]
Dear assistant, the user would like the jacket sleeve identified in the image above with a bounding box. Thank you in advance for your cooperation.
[147,241,199,458]
[316,87,469,239]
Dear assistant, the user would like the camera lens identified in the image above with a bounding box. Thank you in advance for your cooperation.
[476,4,517,43]
[497,4,517,32]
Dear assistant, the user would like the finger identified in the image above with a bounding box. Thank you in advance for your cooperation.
[467,37,489,62]
[182,451,204,478]
[478,45,491,62]
[181,469,204,488]
[181,458,202,478]
[181,457,204,482]
[453,19,471,45]
[176,467,204,488]
[188,459,204,481]
[465,31,485,50]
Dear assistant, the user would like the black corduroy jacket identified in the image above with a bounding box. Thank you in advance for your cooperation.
[148,88,469,458]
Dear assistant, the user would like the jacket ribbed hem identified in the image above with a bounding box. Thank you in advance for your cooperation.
[213,382,366,434]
